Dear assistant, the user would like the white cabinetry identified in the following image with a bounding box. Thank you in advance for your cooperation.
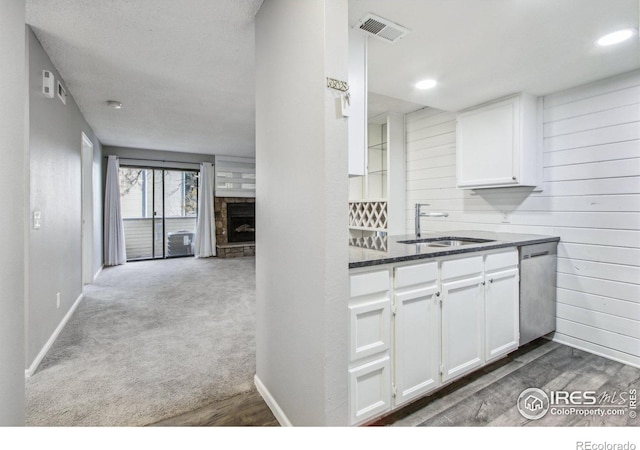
[348,269,392,425]
[393,261,440,407]
[440,256,484,382]
[484,251,520,363]
[348,248,520,425]
[349,113,406,235]
[456,93,540,189]
[348,31,367,177]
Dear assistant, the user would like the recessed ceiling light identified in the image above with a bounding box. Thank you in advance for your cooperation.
[416,79,437,90]
[596,29,634,46]
[106,100,123,109]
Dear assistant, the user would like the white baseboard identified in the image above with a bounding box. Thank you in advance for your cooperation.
[254,374,292,426]
[93,265,104,282]
[25,292,85,378]
[553,334,640,369]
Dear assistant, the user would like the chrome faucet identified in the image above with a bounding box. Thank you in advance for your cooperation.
[415,203,449,237]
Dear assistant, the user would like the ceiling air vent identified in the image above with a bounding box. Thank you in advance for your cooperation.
[356,13,410,43]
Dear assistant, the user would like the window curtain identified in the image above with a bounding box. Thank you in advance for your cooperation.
[195,162,216,257]
[104,155,126,265]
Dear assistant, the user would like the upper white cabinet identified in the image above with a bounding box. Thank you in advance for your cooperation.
[456,93,540,189]
[349,113,406,235]
[348,31,367,177]
[366,120,387,199]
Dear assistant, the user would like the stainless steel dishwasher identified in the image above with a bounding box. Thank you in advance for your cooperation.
[519,242,558,345]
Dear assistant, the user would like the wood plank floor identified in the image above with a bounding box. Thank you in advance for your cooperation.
[150,339,639,427]
[382,339,640,427]
[150,389,279,426]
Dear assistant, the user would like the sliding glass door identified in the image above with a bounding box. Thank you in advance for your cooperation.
[163,170,198,258]
[120,167,198,261]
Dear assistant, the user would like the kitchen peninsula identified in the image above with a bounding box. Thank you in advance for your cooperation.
[349,230,559,268]
[347,230,559,425]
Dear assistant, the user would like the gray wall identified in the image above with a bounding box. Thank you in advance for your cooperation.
[0,0,26,426]
[27,27,103,369]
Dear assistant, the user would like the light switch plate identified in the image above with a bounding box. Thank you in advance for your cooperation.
[341,92,350,117]
[33,210,42,229]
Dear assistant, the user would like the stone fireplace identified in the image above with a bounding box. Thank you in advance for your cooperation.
[214,197,256,258]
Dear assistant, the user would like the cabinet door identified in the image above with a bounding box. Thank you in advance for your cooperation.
[485,267,520,363]
[349,298,391,362]
[441,275,484,382]
[394,285,440,407]
[456,97,518,188]
[349,356,391,425]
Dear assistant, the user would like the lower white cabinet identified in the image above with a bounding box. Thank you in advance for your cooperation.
[441,274,485,383]
[349,298,391,361]
[485,252,520,363]
[348,248,520,425]
[348,269,392,425]
[348,356,391,425]
[393,262,440,407]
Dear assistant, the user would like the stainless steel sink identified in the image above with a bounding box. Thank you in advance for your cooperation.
[397,237,495,247]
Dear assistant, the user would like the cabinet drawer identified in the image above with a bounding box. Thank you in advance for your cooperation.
[441,255,483,280]
[485,249,518,272]
[349,298,391,362]
[350,270,390,298]
[394,261,438,289]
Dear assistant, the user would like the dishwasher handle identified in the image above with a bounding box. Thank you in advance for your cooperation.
[522,250,550,259]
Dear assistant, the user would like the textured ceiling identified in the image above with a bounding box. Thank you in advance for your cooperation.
[26,1,639,156]
[26,0,263,156]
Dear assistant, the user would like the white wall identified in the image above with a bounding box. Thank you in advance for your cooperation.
[255,0,349,426]
[0,0,26,425]
[405,70,640,367]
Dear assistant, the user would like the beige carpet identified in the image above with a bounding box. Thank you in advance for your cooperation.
[26,256,256,426]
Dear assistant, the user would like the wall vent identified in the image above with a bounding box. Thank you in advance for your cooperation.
[57,80,67,105]
[356,13,410,43]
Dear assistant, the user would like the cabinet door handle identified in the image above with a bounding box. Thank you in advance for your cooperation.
[489,278,494,283]
[512,176,516,181]
[481,281,486,286]
[436,291,441,297]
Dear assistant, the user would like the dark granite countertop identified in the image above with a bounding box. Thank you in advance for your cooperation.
[349,230,560,269]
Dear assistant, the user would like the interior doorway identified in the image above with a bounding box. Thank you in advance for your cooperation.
[81,133,94,285]
[119,166,199,261]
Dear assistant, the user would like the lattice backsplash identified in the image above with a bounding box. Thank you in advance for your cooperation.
[349,201,388,230]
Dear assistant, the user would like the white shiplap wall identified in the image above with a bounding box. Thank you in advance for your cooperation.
[405,70,640,367]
